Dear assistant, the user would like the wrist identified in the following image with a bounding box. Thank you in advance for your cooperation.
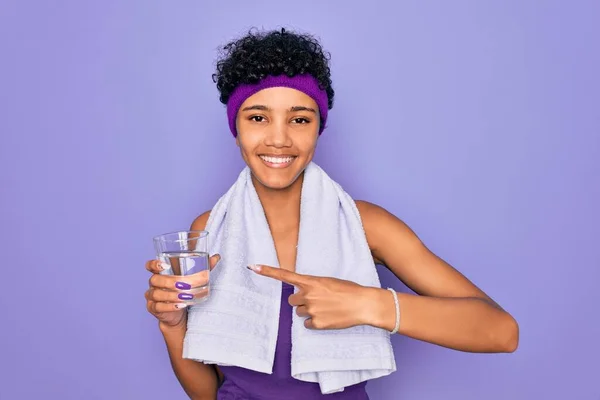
[361,287,396,331]
[159,318,188,336]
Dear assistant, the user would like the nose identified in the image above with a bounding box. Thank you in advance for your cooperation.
[264,119,292,148]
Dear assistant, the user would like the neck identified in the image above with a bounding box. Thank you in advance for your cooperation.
[252,172,304,231]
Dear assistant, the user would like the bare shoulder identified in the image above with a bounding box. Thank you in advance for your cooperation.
[355,200,397,222]
[355,199,404,223]
[354,200,424,266]
[355,200,421,246]
[190,210,212,231]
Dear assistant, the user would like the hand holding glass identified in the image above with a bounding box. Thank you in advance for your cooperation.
[153,230,211,305]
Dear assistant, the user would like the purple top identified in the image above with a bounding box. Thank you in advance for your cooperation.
[217,282,370,399]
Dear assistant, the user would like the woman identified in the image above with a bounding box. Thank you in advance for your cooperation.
[144,28,519,399]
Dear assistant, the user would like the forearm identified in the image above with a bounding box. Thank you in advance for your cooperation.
[367,288,519,353]
[160,322,218,400]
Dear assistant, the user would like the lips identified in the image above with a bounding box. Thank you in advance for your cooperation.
[258,154,297,168]
[259,155,295,164]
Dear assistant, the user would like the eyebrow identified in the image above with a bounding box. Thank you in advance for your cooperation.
[240,105,317,114]
[290,106,316,113]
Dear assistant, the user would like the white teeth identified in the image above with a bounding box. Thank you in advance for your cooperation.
[260,155,295,164]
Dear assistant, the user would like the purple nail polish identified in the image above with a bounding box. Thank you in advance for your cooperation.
[178,293,193,300]
[175,282,191,290]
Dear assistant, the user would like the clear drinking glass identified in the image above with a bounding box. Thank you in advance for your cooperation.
[153,230,210,305]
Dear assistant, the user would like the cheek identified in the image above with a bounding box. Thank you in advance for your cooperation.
[235,121,262,147]
[298,136,318,154]
[236,135,260,156]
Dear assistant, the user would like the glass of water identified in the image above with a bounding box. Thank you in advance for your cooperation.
[153,230,210,305]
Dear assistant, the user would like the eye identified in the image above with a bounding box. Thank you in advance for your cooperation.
[291,117,310,124]
[249,115,266,122]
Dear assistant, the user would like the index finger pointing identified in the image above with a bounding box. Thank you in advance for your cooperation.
[248,264,308,287]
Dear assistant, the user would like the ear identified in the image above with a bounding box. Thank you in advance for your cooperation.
[235,136,240,146]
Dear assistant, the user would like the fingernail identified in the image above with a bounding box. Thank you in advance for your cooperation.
[247,264,261,272]
[175,282,191,290]
[174,304,188,309]
[178,293,193,300]
[159,262,170,270]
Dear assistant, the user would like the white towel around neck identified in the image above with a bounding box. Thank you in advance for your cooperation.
[182,162,396,394]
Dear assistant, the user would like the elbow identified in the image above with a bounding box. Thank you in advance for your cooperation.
[495,313,519,353]
[506,316,520,353]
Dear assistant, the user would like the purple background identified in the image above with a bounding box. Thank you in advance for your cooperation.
[1,1,599,399]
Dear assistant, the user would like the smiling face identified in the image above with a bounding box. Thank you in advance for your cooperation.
[235,86,320,190]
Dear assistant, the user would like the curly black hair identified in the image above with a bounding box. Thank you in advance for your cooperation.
[212,27,334,110]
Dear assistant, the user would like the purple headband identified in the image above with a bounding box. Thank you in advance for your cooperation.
[226,74,329,137]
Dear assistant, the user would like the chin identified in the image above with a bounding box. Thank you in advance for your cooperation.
[258,178,295,190]
[249,156,307,190]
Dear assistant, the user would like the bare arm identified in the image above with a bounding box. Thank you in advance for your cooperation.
[356,200,519,353]
[160,322,219,400]
[158,210,222,399]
